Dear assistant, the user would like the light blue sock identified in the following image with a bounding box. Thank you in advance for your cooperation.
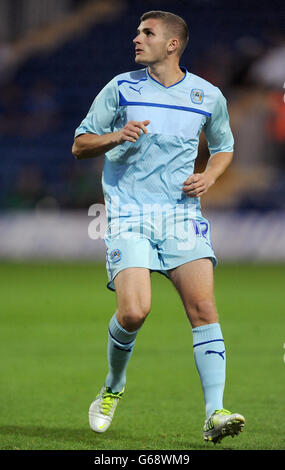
[192,323,226,418]
[105,313,139,393]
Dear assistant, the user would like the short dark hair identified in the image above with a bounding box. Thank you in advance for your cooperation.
[140,10,189,57]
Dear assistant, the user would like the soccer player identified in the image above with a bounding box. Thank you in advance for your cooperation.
[72,11,245,444]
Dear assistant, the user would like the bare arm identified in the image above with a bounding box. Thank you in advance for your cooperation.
[182,151,234,198]
[72,120,150,160]
[72,132,120,160]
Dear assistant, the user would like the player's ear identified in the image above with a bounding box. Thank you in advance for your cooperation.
[168,38,179,54]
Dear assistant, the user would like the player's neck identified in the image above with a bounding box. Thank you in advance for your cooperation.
[147,62,185,88]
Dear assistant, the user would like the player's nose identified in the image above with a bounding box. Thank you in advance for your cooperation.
[133,34,141,44]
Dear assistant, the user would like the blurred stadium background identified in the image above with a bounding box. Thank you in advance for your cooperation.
[0,0,284,262]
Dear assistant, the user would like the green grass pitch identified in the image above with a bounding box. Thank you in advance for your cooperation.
[0,261,284,450]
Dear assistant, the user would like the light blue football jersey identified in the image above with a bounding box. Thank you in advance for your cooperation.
[75,67,234,220]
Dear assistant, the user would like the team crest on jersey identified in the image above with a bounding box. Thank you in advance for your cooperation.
[110,249,122,263]
[191,88,204,104]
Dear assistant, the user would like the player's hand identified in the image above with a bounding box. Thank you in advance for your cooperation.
[116,120,150,144]
[182,172,215,198]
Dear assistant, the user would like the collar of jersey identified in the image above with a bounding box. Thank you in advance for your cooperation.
[146,66,188,90]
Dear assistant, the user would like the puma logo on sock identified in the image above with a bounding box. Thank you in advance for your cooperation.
[205,350,225,360]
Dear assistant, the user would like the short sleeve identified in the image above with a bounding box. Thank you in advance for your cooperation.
[74,77,119,137]
[203,89,234,155]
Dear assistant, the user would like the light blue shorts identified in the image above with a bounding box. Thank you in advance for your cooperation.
[104,212,217,291]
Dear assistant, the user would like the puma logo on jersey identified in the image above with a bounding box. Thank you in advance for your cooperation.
[129,86,143,95]
[205,350,225,360]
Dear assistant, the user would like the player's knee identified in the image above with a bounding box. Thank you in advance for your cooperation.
[187,299,218,326]
[118,302,150,332]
